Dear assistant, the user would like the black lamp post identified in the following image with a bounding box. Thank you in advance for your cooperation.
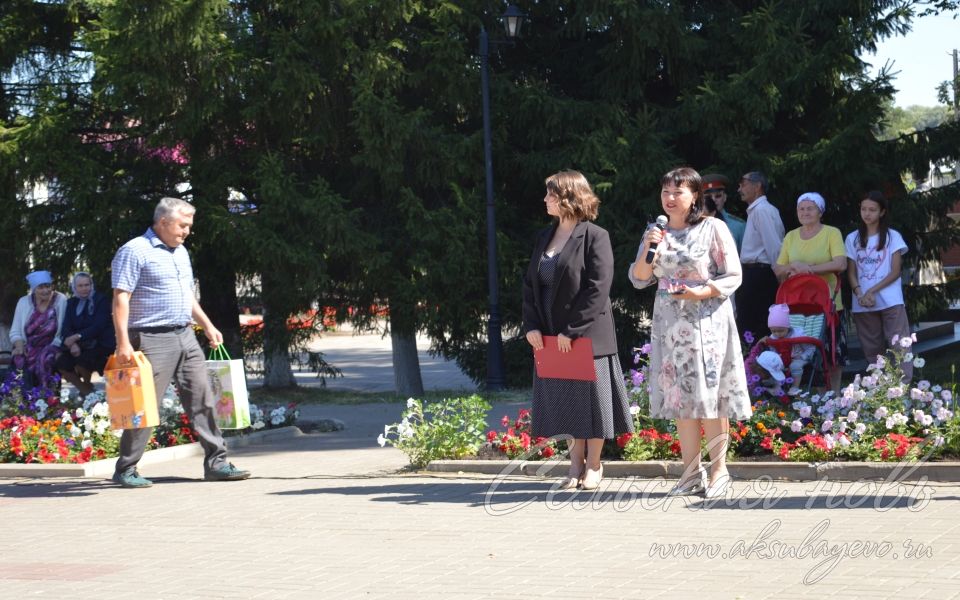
[480,5,527,391]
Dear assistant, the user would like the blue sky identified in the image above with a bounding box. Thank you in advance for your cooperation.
[864,9,959,107]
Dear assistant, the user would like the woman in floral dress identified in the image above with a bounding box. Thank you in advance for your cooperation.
[629,167,751,498]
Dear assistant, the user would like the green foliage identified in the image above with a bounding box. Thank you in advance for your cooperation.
[453,334,533,389]
[2,0,960,386]
[378,395,491,468]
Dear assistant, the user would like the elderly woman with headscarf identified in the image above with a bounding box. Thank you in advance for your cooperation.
[9,270,68,388]
[55,272,115,397]
[774,192,847,389]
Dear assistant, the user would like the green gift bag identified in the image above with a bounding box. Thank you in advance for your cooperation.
[206,345,251,429]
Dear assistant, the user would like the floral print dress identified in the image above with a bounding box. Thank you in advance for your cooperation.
[628,217,752,420]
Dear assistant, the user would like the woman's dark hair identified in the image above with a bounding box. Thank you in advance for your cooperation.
[857,190,889,250]
[661,167,704,225]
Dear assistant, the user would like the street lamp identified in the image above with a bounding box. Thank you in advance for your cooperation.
[480,4,527,391]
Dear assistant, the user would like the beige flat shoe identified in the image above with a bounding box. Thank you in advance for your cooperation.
[666,465,707,497]
[580,464,603,490]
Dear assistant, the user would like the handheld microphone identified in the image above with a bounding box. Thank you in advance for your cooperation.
[644,215,668,264]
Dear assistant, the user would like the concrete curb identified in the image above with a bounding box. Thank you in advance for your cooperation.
[0,426,303,479]
[426,459,960,482]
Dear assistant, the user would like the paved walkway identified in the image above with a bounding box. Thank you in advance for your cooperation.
[3,330,960,598]
[247,327,477,392]
[2,406,959,599]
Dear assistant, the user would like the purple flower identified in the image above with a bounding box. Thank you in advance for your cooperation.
[640,343,652,355]
[744,331,755,344]
[749,374,761,384]
[784,377,794,384]
[753,387,765,396]
[633,353,641,364]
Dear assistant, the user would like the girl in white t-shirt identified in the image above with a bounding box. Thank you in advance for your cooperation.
[844,190,912,381]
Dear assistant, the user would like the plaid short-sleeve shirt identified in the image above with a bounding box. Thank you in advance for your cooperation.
[111,228,195,329]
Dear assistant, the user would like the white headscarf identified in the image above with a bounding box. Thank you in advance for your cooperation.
[796,192,826,214]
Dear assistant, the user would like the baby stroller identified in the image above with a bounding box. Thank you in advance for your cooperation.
[764,274,840,391]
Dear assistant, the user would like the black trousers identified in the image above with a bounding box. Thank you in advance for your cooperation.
[736,264,780,341]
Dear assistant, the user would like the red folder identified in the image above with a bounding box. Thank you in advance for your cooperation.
[534,336,596,381]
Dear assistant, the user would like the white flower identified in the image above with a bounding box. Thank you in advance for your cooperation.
[885,417,895,430]
[791,420,803,432]
[912,409,933,426]
[821,420,834,433]
[798,405,812,418]
[913,357,926,369]
[936,407,954,421]
[161,397,175,410]
[61,412,73,424]
[899,336,913,348]
[629,405,640,416]
[838,435,851,447]
[890,334,899,346]
[406,398,416,409]
[83,416,95,430]
[875,355,887,369]
[75,407,85,419]
[874,406,888,419]
[846,411,858,423]
[943,390,954,402]
[854,423,867,436]
[904,352,913,362]
[823,433,836,450]
[251,420,265,430]
[81,439,92,449]
[92,402,110,417]
[887,386,904,399]
[70,425,81,438]
[270,414,284,426]
[934,435,945,447]
[910,388,923,401]
[931,385,942,393]
[60,386,71,401]
[377,433,387,447]
[917,380,931,391]
[787,386,802,396]
[94,420,110,435]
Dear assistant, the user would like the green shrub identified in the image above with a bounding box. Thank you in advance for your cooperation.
[378,395,491,468]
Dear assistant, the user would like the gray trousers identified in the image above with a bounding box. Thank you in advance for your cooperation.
[114,328,228,475]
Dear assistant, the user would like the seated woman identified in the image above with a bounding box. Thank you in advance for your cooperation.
[10,270,67,388]
[55,272,115,397]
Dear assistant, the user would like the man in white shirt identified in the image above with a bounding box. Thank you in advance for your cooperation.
[735,171,785,339]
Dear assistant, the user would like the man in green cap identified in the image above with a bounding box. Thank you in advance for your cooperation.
[702,173,746,251]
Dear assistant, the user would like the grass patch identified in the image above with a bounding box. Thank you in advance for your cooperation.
[249,386,531,406]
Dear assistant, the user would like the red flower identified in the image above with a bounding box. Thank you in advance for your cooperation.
[501,415,510,427]
[520,432,531,450]
[486,430,497,443]
[541,446,555,458]
[616,433,633,448]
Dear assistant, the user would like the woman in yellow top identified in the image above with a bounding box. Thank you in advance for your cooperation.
[774,192,847,389]
[775,192,846,303]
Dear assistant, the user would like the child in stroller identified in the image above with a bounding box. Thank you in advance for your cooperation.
[759,303,816,386]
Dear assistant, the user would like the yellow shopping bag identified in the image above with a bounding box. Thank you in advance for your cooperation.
[104,352,160,430]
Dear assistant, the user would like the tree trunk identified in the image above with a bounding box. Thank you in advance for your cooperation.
[389,301,423,397]
[261,272,296,388]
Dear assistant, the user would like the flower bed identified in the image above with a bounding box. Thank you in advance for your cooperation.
[380,335,959,466]
[0,371,298,465]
